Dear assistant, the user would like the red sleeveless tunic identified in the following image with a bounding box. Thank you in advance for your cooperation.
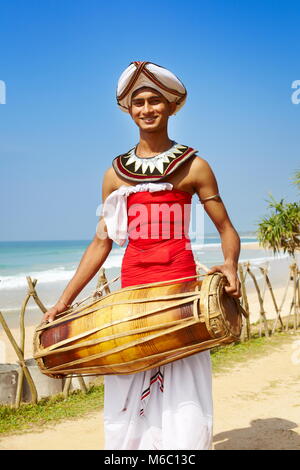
[121,189,197,287]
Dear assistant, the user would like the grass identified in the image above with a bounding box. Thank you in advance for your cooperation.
[0,384,104,436]
[0,330,299,437]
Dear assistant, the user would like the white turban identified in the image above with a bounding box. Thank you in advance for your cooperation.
[116,61,187,114]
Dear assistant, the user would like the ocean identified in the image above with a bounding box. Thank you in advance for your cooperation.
[0,237,294,317]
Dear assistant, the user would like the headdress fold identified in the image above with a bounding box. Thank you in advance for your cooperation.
[117,61,187,114]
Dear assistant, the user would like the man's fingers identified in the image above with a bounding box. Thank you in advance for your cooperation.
[207,265,222,274]
[42,314,51,323]
[225,282,242,298]
[42,312,49,322]
[207,264,241,298]
[43,308,57,323]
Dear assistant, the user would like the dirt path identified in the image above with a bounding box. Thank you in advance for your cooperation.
[1,334,300,450]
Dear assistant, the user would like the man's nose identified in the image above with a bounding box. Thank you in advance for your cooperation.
[142,101,153,114]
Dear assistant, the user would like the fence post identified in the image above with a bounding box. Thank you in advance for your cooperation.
[258,267,284,334]
[0,312,37,406]
[238,264,251,341]
[246,265,269,337]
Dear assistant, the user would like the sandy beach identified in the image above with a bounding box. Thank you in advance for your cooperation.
[238,242,260,250]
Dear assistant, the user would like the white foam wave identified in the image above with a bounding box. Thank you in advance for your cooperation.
[0,244,293,292]
[0,267,76,289]
[192,242,221,250]
[0,305,41,313]
[239,252,289,266]
[192,240,259,250]
[0,254,124,290]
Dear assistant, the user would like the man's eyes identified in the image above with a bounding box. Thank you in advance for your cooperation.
[132,99,162,106]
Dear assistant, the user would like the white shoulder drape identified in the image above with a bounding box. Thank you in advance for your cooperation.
[99,182,173,246]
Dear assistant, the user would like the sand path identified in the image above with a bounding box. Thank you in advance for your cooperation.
[1,333,299,450]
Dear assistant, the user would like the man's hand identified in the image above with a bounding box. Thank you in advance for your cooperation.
[42,300,70,324]
[207,263,241,298]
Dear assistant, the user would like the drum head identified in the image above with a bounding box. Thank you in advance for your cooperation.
[218,283,243,339]
[200,273,242,340]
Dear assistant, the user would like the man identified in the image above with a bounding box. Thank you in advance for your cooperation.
[44,61,241,450]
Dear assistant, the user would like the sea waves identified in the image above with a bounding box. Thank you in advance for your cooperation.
[0,252,125,290]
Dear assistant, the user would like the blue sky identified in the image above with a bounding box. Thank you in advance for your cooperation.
[0,0,299,241]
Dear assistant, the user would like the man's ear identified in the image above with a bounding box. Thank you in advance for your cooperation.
[169,102,177,115]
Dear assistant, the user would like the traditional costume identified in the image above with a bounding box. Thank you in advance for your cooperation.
[102,62,213,450]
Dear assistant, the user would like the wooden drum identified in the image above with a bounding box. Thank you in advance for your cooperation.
[33,273,243,378]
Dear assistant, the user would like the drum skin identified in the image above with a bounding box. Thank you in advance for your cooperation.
[33,273,243,378]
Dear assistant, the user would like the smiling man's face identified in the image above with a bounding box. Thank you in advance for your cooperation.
[129,87,176,133]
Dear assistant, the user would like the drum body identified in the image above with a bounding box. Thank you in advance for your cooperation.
[33,273,242,378]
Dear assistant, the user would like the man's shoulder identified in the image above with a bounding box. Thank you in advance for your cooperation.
[102,166,120,199]
[103,166,115,178]
[186,155,216,188]
[189,154,211,172]
[103,166,118,187]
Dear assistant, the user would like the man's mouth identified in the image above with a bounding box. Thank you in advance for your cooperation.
[141,117,157,124]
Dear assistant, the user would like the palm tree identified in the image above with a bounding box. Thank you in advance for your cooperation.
[256,171,300,259]
[256,171,300,332]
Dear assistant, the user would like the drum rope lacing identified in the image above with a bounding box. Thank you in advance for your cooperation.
[34,272,246,377]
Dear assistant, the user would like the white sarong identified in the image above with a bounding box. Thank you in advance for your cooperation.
[103,350,213,450]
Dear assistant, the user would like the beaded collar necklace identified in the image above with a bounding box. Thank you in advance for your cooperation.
[112,142,198,183]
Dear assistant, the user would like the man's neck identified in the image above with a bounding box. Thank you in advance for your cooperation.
[136,131,174,158]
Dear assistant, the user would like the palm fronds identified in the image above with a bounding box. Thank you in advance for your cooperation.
[257,194,300,258]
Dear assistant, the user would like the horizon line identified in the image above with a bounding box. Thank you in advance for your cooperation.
[0,232,258,243]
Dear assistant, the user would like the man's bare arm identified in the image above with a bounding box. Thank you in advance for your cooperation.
[191,157,241,297]
[43,167,117,322]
